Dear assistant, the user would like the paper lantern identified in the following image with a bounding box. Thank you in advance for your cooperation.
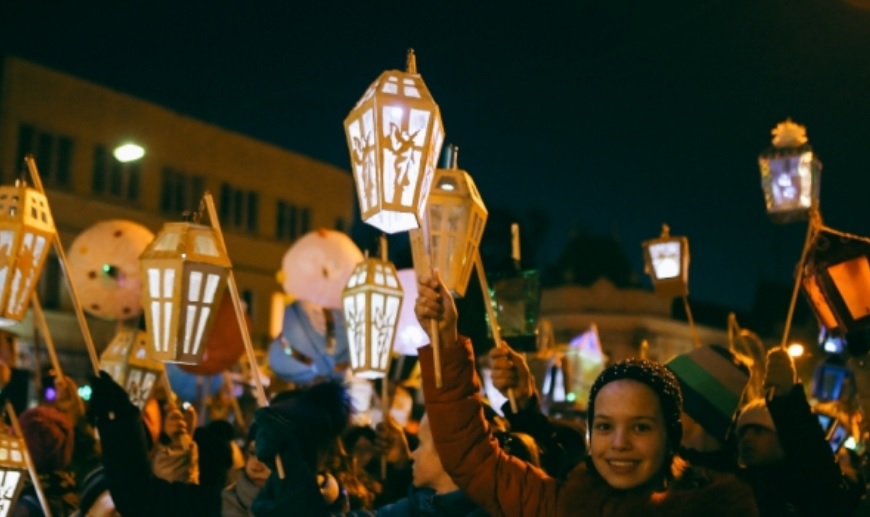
[342,256,403,379]
[67,219,154,320]
[344,49,445,234]
[281,229,363,309]
[642,224,689,298]
[411,145,486,297]
[268,300,350,386]
[99,329,164,409]
[394,269,427,356]
[759,119,821,223]
[139,221,230,364]
[803,229,870,335]
[0,432,27,516]
[178,295,247,376]
[0,181,54,326]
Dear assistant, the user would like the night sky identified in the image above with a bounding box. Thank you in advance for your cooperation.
[3,0,870,313]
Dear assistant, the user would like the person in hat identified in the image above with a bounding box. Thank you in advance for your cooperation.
[735,348,863,516]
[412,271,758,516]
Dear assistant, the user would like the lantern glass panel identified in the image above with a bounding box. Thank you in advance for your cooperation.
[765,153,814,213]
[803,274,839,330]
[649,241,681,280]
[827,257,870,321]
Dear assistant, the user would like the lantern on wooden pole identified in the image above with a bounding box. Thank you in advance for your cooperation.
[643,224,699,347]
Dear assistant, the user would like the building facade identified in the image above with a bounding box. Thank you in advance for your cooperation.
[0,55,354,378]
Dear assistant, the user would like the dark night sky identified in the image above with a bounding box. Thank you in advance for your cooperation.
[2,0,870,312]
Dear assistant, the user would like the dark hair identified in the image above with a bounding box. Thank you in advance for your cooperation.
[495,431,541,468]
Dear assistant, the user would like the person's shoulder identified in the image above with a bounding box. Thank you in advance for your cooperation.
[669,465,758,516]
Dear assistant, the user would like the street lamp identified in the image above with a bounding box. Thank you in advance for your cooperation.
[758,118,821,223]
[642,224,689,298]
[344,49,445,234]
[411,145,486,297]
[113,143,145,163]
[139,215,230,364]
[342,240,403,379]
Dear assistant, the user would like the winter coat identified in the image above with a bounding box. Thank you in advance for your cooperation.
[222,472,261,517]
[375,486,488,516]
[419,340,760,517]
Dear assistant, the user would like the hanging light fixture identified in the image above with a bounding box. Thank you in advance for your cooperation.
[139,212,230,364]
[344,49,445,234]
[99,328,165,409]
[758,118,822,223]
[411,145,487,297]
[642,224,690,298]
[341,238,403,379]
[0,181,54,326]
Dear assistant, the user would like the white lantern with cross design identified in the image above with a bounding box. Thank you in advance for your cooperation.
[100,328,165,409]
[344,49,445,234]
[0,432,27,516]
[341,254,403,378]
[139,220,230,364]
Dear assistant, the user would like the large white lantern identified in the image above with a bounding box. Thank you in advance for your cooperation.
[411,145,487,297]
[642,224,689,298]
[0,181,54,326]
[0,432,27,516]
[139,221,230,364]
[67,219,154,321]
[344,49,445,234]
[342,253,403,378]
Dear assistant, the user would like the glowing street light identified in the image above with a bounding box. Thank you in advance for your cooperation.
[787,342,805,358]
[113,143,145,163]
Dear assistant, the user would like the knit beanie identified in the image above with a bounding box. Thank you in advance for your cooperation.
[736,398,776,434]
[587,358,684,452]
[666,344,750,442]
[18,406,74,473]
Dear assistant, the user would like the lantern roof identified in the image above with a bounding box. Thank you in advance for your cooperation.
[349,49,438,111]
[140,222,231,267]
[0,181,55,234]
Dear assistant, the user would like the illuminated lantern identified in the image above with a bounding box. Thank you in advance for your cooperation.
[642,224,690,298]
[179,296,247,376]
[268,300,350,386]
[139,220,230,364]
[0,431,27,515]
[394,269,427,356]
[99,329,164,409]
[281,229,363,310]
[758,118,822,223]
[411,145,487,296]
[67,219,154,321]
[802,229,870,335]
[344,49,445,234]
[342,254,403,379]
[0,181,54,326]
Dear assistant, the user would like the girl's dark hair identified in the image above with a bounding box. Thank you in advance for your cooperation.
[495,431,541,468]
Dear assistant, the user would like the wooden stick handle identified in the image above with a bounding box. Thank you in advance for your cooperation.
[8,402,52,517]
[31,293,63,379]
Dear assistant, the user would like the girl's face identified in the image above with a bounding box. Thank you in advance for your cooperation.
[590,379,669,491]
[245,441,271,487]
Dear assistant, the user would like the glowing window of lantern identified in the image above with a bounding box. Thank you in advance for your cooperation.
[184,270,220,357]
[803,274,839,330]
[147,267,176,354]
[194,235,220,256]
[827,257,870,321]
[153,232,180,251]
[648,241,682,280]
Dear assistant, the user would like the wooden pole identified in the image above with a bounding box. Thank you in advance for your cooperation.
[8,402,52,517]
[30,294,63,379]
[24,156,100,376]
[409,229,441,387]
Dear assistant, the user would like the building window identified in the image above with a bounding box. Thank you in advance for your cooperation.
[16,124,74,187]
[241,288,255,318]
[92,145,140,202]
[37,256,62,310]
[275,201,312,241]
[219,183,259,233]
[160,168,205,217]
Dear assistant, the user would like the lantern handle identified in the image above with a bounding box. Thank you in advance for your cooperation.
[199,191,285,479]
[405,48,417,74]
[778,203,822,351]
[7,402,53,517]
[24,155,101,376]
[408,229,442,388]
[473,253,519,414]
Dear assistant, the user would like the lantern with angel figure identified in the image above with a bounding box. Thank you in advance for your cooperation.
[759,118,822,223]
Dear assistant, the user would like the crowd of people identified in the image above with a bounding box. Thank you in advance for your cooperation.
[0,272,867,516]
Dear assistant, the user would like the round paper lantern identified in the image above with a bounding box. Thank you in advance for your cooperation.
[165,362,224,404]
[67,219,154,320]
[268,299,350,386]
[281,229,363,309]
[178,296,247,376]
[394,269,427,356]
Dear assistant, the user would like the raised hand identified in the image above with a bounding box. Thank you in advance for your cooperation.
[54,375,85,424]
[489,345,535,410]
[414,270,459,348]
[764,348,797,397]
